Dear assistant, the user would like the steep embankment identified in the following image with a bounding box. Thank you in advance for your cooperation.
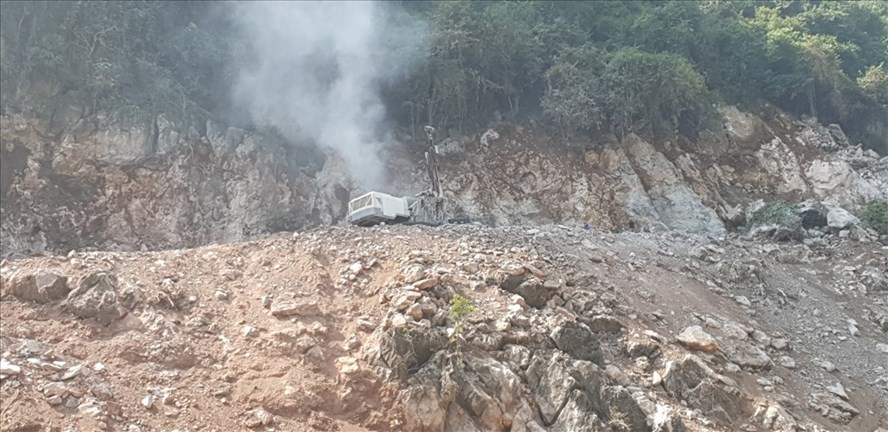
[1,224,886,431]
[391,107,886,233]
[2,106,886,256]
[0,114,351,255]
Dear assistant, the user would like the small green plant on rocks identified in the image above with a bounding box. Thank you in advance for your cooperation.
[749,202,801,230]
[859,199,888,235]
[449,294,477,340]
[448,294,477,365]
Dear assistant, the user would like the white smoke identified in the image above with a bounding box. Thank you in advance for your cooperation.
[232,2,422,190]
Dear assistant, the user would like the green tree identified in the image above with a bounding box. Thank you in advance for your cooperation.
[858,64,888,107]
[599,48,712,136]
[541,45,605,137]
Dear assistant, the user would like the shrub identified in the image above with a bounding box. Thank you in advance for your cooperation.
[599,48,713,135]
[860,200,888,235]
[749,202,802,230]
[449,294,477,338]
[541,45,606,137]
[447,293,476,366]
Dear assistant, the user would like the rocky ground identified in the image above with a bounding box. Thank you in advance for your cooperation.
[2,223,886,432]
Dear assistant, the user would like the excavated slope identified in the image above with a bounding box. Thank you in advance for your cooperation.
[3,106,887,257]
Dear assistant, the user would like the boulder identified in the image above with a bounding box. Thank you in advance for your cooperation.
[549,389,604,432]
[827,124,851,147]
[0,359,21,375]
[414,277,439,290]
[808,392,858,424]
[451,356,533,432]
[550,321,604,365]
[861,267,888,292]
[503,277,551,309]
[583,315,625,333]
[807,160,882,208]
[662,355,746,425]
[749,224,802,242]
[652,405,687,432]
[677,326,718,352]
[753,137,808,194]
[392,290,423,311]
[623,332,662,358]
[377,325,445,379]
[601,385,650,432]
[526,352,605,426]
[827,207,860,231]
[725,342,772,370]
[6,269,70,303]
[270,299,322,318]
[66,273,137,325]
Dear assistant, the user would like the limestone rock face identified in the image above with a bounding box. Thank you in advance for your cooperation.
[807,160,883,208]
[2,104,886,256]
[754,137,808,195]
[1,114,346,255]
[622,134,726,236]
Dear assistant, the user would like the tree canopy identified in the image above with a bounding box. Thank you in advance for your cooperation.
[1,0,886,149]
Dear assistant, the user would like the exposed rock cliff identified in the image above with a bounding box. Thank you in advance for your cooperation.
[392,106,885,235]
[1,114,351,255]
[2,106,886,256]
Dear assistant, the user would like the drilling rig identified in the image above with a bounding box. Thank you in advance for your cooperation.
[346,126,450,227]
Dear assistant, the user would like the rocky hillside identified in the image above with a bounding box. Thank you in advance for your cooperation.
[0,113,351,255]
[2,105,886,256]
[1,223,886,431]
[399,106,887,233]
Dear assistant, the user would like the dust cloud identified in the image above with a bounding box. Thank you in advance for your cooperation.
[232,1,424,190]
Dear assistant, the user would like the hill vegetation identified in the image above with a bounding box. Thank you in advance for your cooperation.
[1,1,886,149]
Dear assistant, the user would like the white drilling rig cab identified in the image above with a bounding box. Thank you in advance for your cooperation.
[346,126,449,227]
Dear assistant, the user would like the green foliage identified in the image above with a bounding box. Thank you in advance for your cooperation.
[858,64,888,107]
[446,293,476,367]
[0,2,227,123]
[626,2,704,59]
[541,45,605,137]
[449,293,476,339]
[749,202,802,230]
[859,200,888,235]
[747,4,886,132]
[1,1,886,149]
[599,49,712,135]
[694,15,771,106]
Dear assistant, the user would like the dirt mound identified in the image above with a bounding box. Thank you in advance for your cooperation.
[1,225,886,431]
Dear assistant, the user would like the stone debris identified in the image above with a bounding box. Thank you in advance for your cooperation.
[7,269,70,303]
[0,359,22,376]
[676,325,718,352]
[270,299,321,318]
[1,220,887,431]
[243,408,275,428]
[826,382,849,401]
